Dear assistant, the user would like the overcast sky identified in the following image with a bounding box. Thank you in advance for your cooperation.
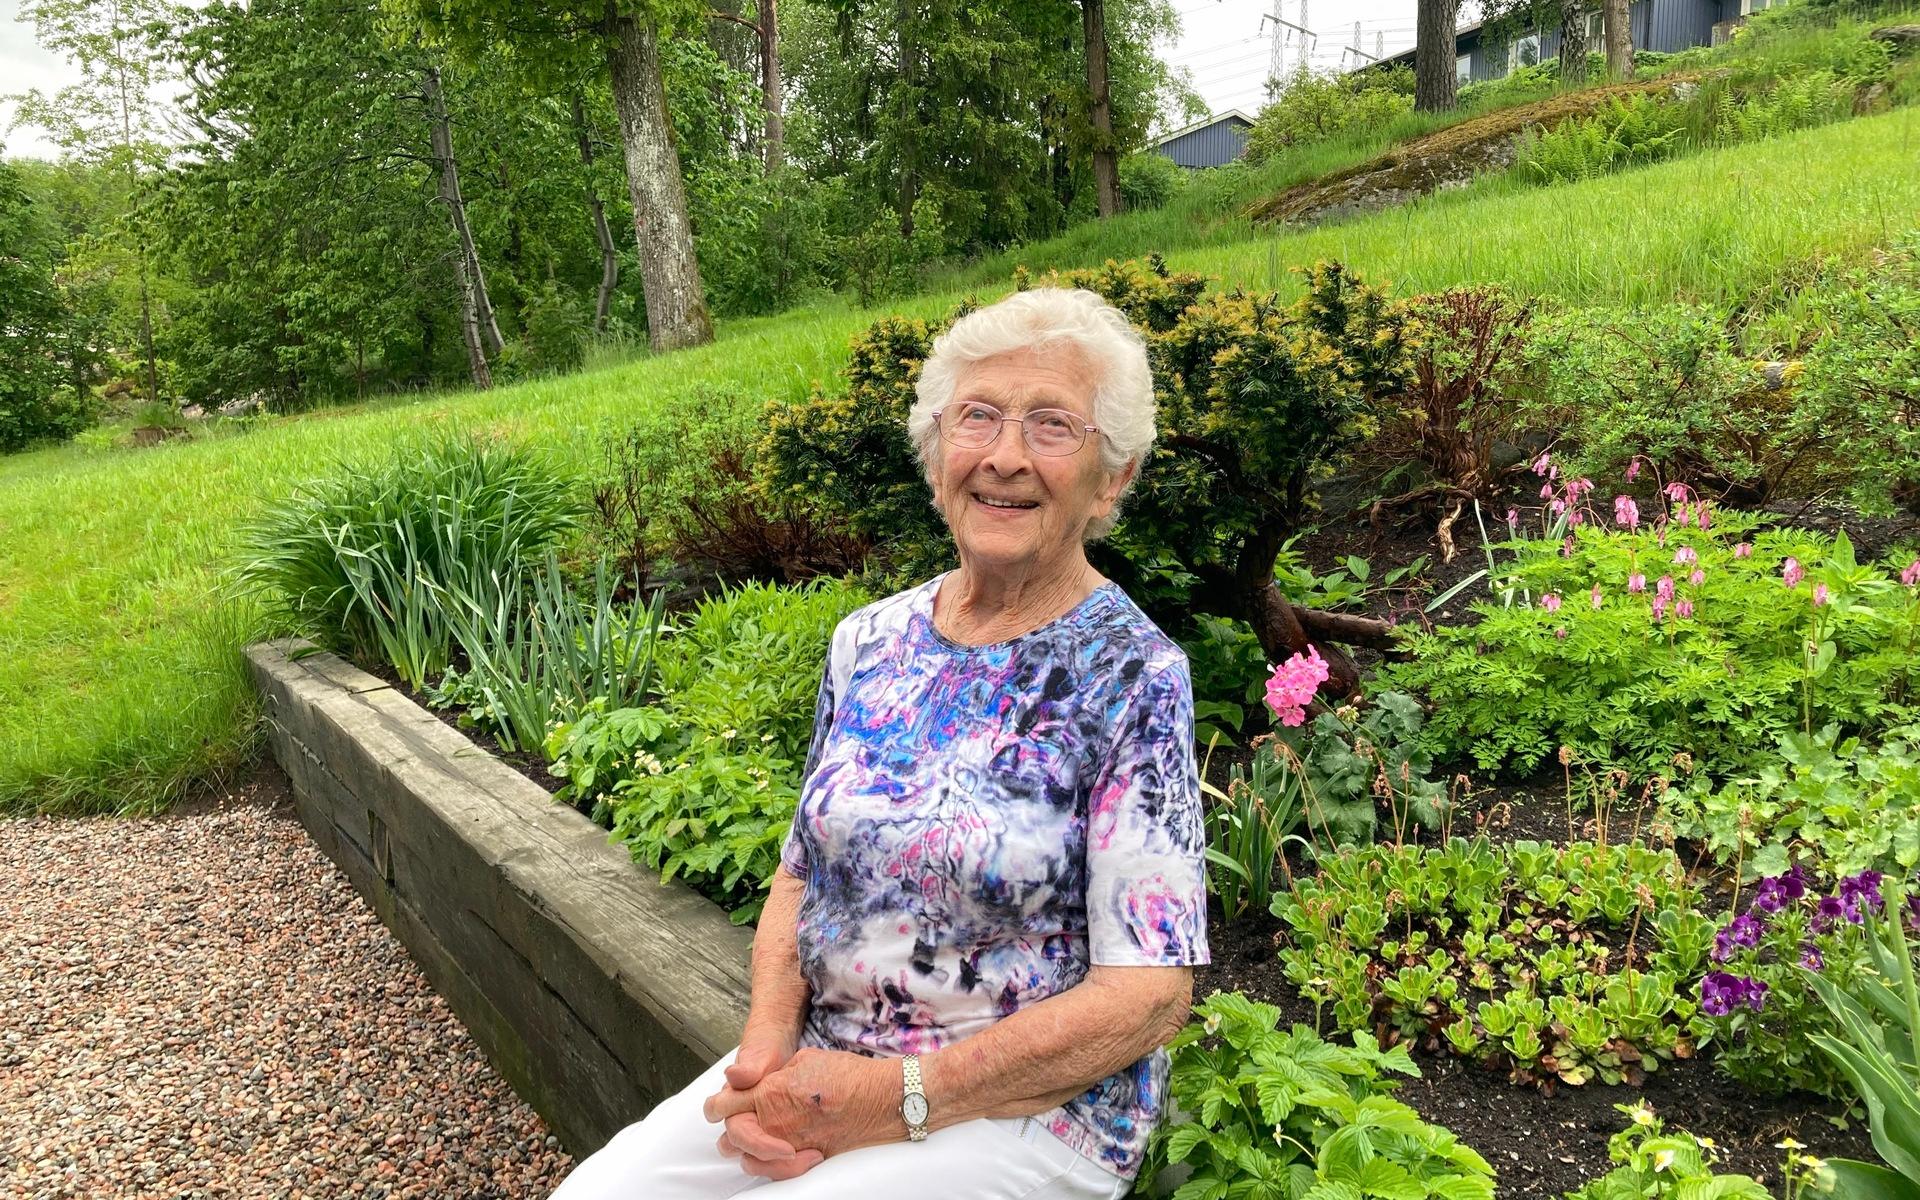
[1,0,1466,160]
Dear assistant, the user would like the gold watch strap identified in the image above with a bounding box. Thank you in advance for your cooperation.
[902,1054,928,1142]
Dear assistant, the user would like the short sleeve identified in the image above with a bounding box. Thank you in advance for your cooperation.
[779,625,846,879]
[1085,660,1211,967]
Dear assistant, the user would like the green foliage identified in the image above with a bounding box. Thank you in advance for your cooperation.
[1562,1103,1769,1200]
[1793,249,1920,514]
[1516,93,1692,184]
[429,554,664,754]
[1666,724,1920,882]
[1117,151,1186,213]
[1387,518,1920,780]
[543,578,871,920]
[1806,878,1920,1197]
[1139,991,1496,1200]
[0,161,95,452]
[1274,837,1708,1089]
[1204,742,1306,922]
[1244,67,1415,164]
[236,437,584,686]
[1280,691,1453,849]
[510,279,591,376]
[1180,614,1269,746]
[1694,867,1881,1099]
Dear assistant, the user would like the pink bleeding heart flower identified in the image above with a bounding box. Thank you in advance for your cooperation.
[1569,477,1594,498]
[1813,583,1830,607]
[1569,510,1585,527]
[1626,458,1642,482]
[1614,496,1640,530]
[1674,546,1697,565]
[1628,573,1647,594]
[1542,593,1563,613]
[1664,481,1691,502]
[1562,536,1576,558]
[1265,646,1331,729]
[1690,568,1706,587]
[1735,542,1754,559]
[1784,557,1804,588]
[1902,559,1920,587]
[1555,626,1568,640]
[1532,453,1553,477]
[1506,507,1520,532]
[1696,504,1712,531]
[1657,574,1676,602]
[1540,482,1555,500]
[1676,598,1694,619]
[1591,585,1604,609]
[1551,498,1567,515]
[1652,596,1669,621]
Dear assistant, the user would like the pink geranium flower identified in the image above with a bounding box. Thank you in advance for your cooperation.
[1265,646,1330,729]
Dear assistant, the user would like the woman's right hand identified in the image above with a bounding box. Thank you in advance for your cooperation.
[710,1028,822,1179]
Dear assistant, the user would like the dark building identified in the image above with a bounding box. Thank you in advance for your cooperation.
[1373,0,1779,85]
[1151,109,1258,169]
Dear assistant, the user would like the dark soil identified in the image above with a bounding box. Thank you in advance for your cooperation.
[356,660,573,799]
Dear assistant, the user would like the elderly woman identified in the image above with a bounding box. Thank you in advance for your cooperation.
[551,287,1209,1200]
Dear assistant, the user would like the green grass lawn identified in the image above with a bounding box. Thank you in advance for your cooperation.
[5,105,1919,814]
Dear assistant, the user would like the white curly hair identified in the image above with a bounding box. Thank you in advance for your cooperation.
[907,287,1155,540]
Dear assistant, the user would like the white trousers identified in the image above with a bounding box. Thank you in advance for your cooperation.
[548,1048,1135,1200]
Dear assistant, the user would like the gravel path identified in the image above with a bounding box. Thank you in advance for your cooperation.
[1,764,575,1199]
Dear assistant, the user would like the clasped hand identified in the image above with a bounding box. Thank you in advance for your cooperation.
[702,1039,897,1181]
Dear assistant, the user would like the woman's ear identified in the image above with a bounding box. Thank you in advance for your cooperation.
[1093,458,1138,515]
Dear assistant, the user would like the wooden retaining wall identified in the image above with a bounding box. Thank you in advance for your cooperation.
[245,639,753,1157]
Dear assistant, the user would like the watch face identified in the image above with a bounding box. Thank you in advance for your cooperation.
[903,1093,929,1126]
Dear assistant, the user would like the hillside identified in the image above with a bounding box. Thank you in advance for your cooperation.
[3,104,1919,812]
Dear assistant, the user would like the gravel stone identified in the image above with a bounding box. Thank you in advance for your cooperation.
[0,765,575,1199]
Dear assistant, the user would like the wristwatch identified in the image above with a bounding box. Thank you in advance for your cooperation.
[900,1054,929,1142]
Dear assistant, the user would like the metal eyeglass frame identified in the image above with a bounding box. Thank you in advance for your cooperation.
[929,401,1104,457]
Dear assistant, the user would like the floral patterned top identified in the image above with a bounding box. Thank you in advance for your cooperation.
[779,573,1211,1179]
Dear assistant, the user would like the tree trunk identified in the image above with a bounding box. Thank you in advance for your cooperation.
[1414,0,1463,112]
[424,66,494,389]
[572,94,620,333]
[423,66,504,361]
[894,0,919,238]
[1247,582,1366,701]
[1603,0,1633,80]
[1559,0,1590,85]
[605,9,714,351]
[760,0,784,175]
[1081,0,1122,219]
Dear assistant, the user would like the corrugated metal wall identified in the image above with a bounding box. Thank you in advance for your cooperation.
[1156,120,1252,169]
[1479,0,1723,76]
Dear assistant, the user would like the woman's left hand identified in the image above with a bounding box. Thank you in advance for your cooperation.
[704,1047,898,1174]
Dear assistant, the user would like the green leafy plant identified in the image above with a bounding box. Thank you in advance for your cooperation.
[237,437,583,687]
[1665,723,1920,883]
[1279,690,1454,850]
[434,553,665,755]
[1138,991,1496,1200]
[1562,1101,1770,1200]
[1204,741,1307,922]
[1274,837,1706,1090]
[1805,876,1920,1198]
[1387,508,1920,779]
[543,578,871,921]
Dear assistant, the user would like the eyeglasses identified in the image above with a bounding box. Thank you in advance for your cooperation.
[931,401,1102,457]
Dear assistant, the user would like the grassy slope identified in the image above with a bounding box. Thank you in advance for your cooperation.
[4,106,1919,814]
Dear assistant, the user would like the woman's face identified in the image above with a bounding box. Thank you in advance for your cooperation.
[929,345,1132,578]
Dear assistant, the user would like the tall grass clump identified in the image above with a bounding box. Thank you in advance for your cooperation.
[237,437,585,687]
